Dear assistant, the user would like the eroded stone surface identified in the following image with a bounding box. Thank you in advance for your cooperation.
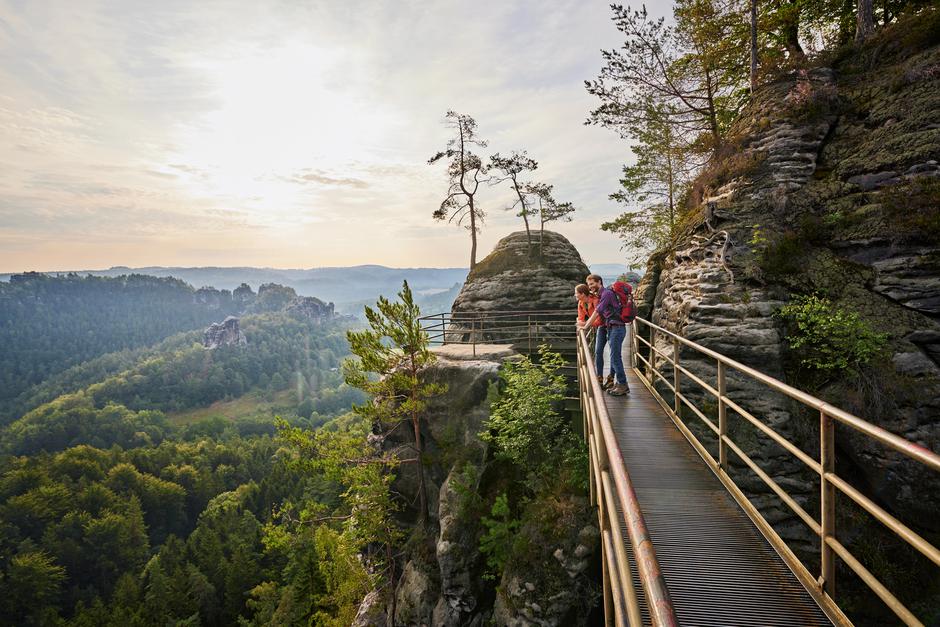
[202,316,247,349]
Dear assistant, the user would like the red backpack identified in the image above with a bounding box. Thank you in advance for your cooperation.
[609,281,636,324]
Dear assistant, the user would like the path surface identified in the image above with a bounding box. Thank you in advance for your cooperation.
[598,329,831,626]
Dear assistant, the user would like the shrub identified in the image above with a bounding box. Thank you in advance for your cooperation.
[740,224,806,284]
[480,346,574,487]
[775,295,888,376]
[478,493,520,580]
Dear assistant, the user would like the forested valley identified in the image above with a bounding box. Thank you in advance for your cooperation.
[0,273,368,625]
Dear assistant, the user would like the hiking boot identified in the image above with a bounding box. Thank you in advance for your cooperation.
[596,375,605,388]
[607,383,630,396]
[603,374,615,390]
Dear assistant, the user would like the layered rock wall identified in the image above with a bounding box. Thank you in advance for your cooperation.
[372,345,598,626]
[635,34,940,543]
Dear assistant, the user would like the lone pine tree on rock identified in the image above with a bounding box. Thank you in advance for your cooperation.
[428,111,489,270]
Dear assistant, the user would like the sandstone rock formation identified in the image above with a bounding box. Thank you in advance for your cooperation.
[367,343,598,626]
[285,295,335,322]
[202,316,247,349]
[452,231,590,314]
[635,35,940,546]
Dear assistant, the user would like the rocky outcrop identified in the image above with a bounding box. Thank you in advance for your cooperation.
[452,231,590,314]
[363,342,598,626]
[375,344,505,627]
[492,520,599,627]
[637,31,940,542]
[202,316,247,349]
[285,296,335,322]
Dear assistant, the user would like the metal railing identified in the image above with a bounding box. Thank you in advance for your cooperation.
[632,316,940,627]
[578,326,677,626]
[418,310,575,356]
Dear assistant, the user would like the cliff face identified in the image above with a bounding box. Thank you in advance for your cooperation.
[370,345,598,627]
[635,17,940,546]
[356,232,599,626]
[202,316,247,349]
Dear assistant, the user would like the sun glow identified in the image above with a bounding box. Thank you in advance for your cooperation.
[166,41,398,223]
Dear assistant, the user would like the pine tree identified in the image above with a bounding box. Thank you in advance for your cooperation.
[428,111,489,269]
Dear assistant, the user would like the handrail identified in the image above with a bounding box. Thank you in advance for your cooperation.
[418,310,575,356]
[578,327,677,626]
[632,316,940,627]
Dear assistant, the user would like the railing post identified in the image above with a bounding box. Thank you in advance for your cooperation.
[527,315,532,354]
[718,360,727,470]
[820,409,836,598]
[441,312,446,345]
[472,318,477,358]
[648,327,656,383]
[673,336,680,416]
[632,322,638,369]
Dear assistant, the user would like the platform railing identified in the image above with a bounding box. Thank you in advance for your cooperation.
[577,327,677,627]
[632,316,940,627]
[417,310,575,356]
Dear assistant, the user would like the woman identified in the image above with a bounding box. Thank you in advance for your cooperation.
[575,283,610,389]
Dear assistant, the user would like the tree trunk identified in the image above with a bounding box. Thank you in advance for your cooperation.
[468,199,477,269]
[411,372,427,525]
[385,536,396,626]
[750,0,758,94]
[703,65,721,154]
[780,0,805,60]
[855,0,875,42]
[513,178,533,256]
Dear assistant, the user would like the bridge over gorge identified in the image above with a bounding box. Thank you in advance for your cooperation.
[419,310,940,627]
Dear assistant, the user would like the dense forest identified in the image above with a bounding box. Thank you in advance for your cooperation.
[0,273,367,625]
[0,274,336,425]
[0,273,242,421]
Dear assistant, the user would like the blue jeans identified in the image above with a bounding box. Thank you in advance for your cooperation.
[607,324,627,385]
[594,326,608,377]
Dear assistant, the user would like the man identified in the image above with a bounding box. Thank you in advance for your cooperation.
[578,274,629,396]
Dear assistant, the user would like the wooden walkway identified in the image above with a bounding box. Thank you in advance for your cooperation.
[595,336,831,626]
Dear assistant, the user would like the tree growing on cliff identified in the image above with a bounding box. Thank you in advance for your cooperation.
[343,280,446,526]
[429,111,489,270]
[526,182,576,249]
[481,345,584,490]
[601,98,699,268]
[586,3,748,158]
[489,151,539,256]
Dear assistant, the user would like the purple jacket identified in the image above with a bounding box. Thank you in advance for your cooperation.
[596,287,624,327]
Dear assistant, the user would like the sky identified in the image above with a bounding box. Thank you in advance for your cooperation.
[0,0,674,272]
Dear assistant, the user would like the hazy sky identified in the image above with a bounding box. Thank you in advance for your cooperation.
[0,0,673,272]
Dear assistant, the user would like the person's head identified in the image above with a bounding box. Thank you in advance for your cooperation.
[575,283,590,303]
[586,274,603,293]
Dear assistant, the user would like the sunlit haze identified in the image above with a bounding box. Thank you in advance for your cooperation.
[0,0,673,272]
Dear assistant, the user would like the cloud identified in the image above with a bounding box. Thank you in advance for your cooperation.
[0,0,644,271]
[274,169,369,189]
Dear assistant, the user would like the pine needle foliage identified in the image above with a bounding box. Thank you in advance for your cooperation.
[343,280,446,524]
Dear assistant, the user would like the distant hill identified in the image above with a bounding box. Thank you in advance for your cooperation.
[1,265,469,315]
